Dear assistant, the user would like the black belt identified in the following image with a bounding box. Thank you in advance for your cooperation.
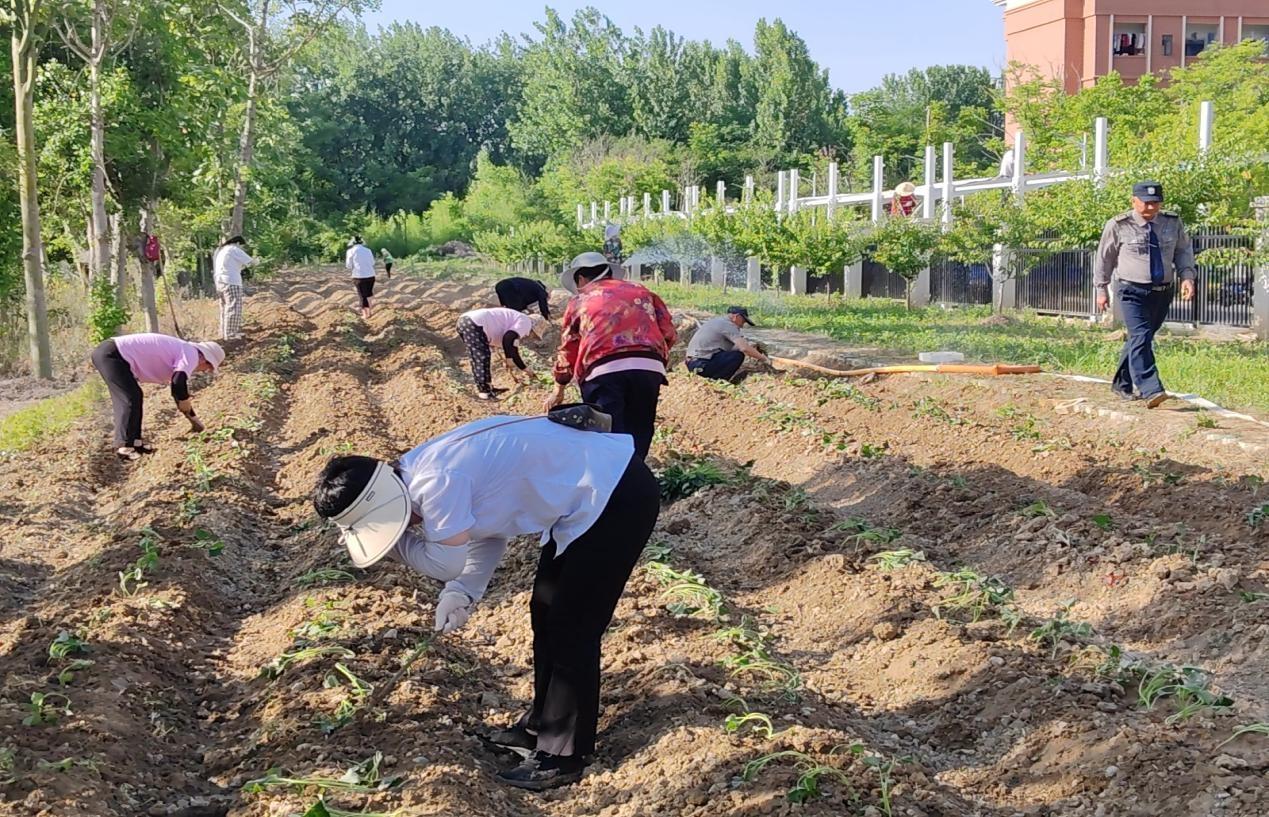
[1122,281,1173,292]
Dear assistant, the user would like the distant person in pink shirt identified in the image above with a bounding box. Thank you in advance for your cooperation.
[89,333,225,461]
[456,307,548,399]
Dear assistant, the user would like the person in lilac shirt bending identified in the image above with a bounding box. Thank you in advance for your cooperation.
[90,333,225,461]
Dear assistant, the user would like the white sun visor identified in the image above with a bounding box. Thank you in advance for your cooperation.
[329,462,411,568]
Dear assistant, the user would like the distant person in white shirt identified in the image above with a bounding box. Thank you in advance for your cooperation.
[345,236,377,319]
[212,235,255,340]
[312,415,660,790]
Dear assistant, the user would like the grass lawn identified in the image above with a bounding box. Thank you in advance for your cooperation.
[649,282,1269,416]
[0,381,103,456]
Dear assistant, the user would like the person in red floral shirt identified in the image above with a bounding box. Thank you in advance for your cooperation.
[543,252,676,460]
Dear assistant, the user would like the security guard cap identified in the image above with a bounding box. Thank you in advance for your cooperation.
[1132,181,1163,203]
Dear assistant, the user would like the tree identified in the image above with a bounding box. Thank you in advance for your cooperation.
[55,0,138,293]
[869,216,941,309]
[220,0,377,238]
[6,0,53,377]
[940,197,1044,313]
[749,18,847,163]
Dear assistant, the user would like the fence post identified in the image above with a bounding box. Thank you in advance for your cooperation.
[994,244,1018,310]
[844,260,863,299]
[716,180,726,207]
[942,142,955,226]
[661,189,671,214]
[870,155,884,222]
[790,266,807,295]
[776,171,786,213]
[630,260,644,281]
[643,192,651,220]
[788,169,800,215]
[1094,117,1108,188]
[710,256,726,288]
[910,268,932,307]
[744,175,755,205]
[922,145,936,220]
[826,162,838,220]
[577,203,584,229]
[590,201,598,226]
[747,257,762,292]
[1254,196,1269,340]
[603,201,611,222]
[1011,130,1027,201]
[1198,100,1214,155]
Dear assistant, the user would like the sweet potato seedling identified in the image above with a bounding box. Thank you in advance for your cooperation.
[1218,723,1269,747]
[1020,500,1055,518]
[657,457,729,502]
[47,631,88,662]
[296,568,357,588]
[932,570,1014,622]
[847,743,906,817]
[118,532,161,597]
[0,747,17,785]
[245,753,402,796]
[1194,411,1217,429]
[1091,514,1115,531]
[190,529,225,557]
[869,549,926,571]
[723,711,778,739]
[261,646,355,679]
[1137,665,1233,723]
[1029,602,1094,658]
[22,692,72,726]
[1238,590,1269,603]
[318,663,372,733]
[1247,503,1268,528]
[741,750,852,804]
[55,659,94,688]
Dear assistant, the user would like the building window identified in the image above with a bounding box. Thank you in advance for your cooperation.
[1113,22,1147,56]
[1185,23,1219,57]
[1161,34,1173,57]
[1245,25,1269,56]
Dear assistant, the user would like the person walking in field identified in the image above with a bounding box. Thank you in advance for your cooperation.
[90,333,224,461]
[346,236,377,319]
[544,252,676,460]
[601,224,623,266]
[213,236,255,340]
[457,307,549,399]
[495,276,552,319]
[311,413,659,790]
[684,306,769,382]
[380,247,394,279]
[1094,181,1196,408]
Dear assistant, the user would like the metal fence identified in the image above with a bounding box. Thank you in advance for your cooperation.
[1014,248,1094,316]
[862,258,908,300]
[1167,230,1254,327]
[930,258,992,306]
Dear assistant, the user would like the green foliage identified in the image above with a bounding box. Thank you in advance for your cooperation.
[87,275,128,345]
[868,217,942,308]
[47,631,89,662]
[0,382,103,457]
[741,750,851,804]
[657,456,729,502]
[22,692,72,727]
[932,569,1014,621]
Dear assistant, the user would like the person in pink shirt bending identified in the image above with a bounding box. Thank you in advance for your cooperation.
[89,333,225,461]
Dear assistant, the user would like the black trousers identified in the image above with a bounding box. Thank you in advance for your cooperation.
[1113,282,1173,398]
[686,349,745,381]
[457,316,493,392]
[91,339,143,447]
[354,276,376,307]
[579,369,664,460]
[520,456,660,757]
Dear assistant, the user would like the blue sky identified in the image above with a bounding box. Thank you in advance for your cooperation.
[362,1,1006,94]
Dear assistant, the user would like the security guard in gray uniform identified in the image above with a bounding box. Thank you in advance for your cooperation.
[1094,181,1196,408]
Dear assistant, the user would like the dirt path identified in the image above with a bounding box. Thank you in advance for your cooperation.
[0,268,1264,817]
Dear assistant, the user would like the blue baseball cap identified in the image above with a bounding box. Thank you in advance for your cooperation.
[1132,181,1163,203]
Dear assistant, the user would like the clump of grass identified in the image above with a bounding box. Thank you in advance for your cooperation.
[1020,500,1055,518]
[834,517,902,547]
[932,569,1014,622]
[0,382,103,457]
[296,568,356,588]
[657,456,729,502]
[1194,411,1217,429]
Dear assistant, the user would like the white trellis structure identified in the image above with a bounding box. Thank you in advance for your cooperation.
[575,101,1228,303]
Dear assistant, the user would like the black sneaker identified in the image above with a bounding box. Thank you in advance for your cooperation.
[479,725,536,759]
[495,752,584,791]
[1112,389,1137,401]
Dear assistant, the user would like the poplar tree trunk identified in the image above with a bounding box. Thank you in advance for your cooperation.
[227,0,268,238]
[88,0,111,289]
[138,204,159,332]
[10,0,53,379]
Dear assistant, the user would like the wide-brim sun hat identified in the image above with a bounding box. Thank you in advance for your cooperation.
[329,462,411,568]
[894,181,917,197]
[193,341,225,371]
[560,251,626,294]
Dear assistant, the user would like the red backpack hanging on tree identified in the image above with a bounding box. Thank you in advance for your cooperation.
[143,234,162,262]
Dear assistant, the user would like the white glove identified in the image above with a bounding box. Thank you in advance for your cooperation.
[434,589,473,634]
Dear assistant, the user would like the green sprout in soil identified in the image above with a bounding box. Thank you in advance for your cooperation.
[190,529,225,557]
[1238,590,1269,603]
[911,396,965,426]
[303,801,401,817]
[1029,601,1094,658]
[717,617,802,697]
[261,646,355,679]
[0,746,15,785]
[1247,503,1269,528]
[47,631,89,662]
[723,711,778,740]
[54,659,94,688]
[643,540,672,562]
[317,663,373,733]
[184,440,218,492]
[22,692,72,726]
[1091,514,1115,531]
[1133,463,1184,487]
[1194,411,1217,429]
[1020,500,1055,518]
[1218,723,1269,748]
[858,442,888,459]
[178,491,203,522]
[835,517,902,548]
[118,531,161,597]
[741,750,852,804]
[869,549,926,571]
[1137,665,1233,723]
[848,742,906,817]
[36,756,100,776]
[932,569,1014,622]
[296,568,357,588]
[245,753,401,796]
[657,457,729,502]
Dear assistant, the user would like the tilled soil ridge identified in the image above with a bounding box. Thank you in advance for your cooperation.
[0,269,1265,817]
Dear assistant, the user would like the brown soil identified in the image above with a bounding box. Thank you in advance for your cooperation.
[0,269,1265,817]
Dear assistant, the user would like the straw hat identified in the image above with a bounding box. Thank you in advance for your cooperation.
[329,462,411,568]
[560,251,626,294]
[894,181,917,197]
